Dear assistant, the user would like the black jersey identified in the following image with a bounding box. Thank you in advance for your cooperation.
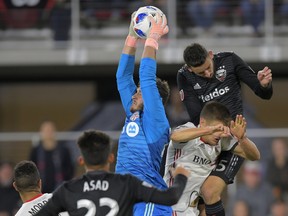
[177,52,273,125]
[36,170,187,216]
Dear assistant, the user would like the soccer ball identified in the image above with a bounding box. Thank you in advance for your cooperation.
[133,6,164,39]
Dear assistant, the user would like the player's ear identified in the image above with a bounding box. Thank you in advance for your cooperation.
[38,179,42,191]
[199,117,206,127]
[12,182,19,192]
[208,51,214,59]
[108,153,115,164]
[78,156,85,166]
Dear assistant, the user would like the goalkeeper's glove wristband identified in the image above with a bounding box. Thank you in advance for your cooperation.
[125,35,138,48]
[145,38,159,50]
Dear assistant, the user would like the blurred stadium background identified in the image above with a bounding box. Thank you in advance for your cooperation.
[0,0,288,214]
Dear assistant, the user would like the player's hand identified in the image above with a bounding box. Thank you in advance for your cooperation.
[147,12,169,41]
[257,66,272,88]
[230,115,246,140]
[128,11,139,39]
[170,164,190,178]
[207,124,230,138]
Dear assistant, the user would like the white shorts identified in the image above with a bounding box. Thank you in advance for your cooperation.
[172,207,199,216]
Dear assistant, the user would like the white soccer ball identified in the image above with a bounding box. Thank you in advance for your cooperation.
[133,6,164,39]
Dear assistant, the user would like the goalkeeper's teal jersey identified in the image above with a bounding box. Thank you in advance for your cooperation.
[115,54,169,190]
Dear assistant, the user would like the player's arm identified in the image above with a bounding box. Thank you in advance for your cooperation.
[116,12,139,116]
[34,186,66,215]
[140,13,170,141]
[230,115,261,160]
[134,165,189,205]
[232,53,273,99]
[177,69,202,125]
[171,122,229,143]
[233,136,260,161]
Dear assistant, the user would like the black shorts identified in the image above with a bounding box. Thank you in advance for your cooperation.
[210,151,245,184]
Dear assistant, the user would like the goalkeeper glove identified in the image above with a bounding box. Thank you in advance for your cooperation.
[145,13,169,50]
[125,11,139,48]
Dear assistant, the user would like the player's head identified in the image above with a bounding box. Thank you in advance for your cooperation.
[156,78,170,106]
[77,130,113,168]
[13,160,41,194]
[199,101,232,145]
[130,78,170,112]
[183,43,214,78]
[200,101,231,126]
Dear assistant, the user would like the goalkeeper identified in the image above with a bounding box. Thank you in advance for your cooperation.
[115,11,172,215]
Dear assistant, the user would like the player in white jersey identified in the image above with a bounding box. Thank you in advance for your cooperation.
[15,193,52,216]
[13,160,68,216]
[163,101,260,216]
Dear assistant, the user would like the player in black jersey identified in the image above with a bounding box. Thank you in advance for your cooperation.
[176,43,273,216]
[36,130,189,216]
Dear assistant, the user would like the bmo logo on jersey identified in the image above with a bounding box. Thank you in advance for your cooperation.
[192,155,212,165]
[199,86,230,102]
[126,122,139,137]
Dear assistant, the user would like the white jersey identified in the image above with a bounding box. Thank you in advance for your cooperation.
[163,122,238,215]
[15,193,69,216]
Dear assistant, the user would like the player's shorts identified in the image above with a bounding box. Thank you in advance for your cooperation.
[210,150,245,184]
[172,207,198,216]
[134,202,172,216]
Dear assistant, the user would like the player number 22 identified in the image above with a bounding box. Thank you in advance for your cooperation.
[77,198,119,216]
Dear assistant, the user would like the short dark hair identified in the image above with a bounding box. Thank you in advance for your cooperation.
[77,130,111,166]
[183,43,208,67]
[14,160,40,192]
[156,77,170,106]
[200,101,232,126]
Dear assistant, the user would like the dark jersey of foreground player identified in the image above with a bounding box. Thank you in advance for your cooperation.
[35,170,187,216]
[177,52,273,125]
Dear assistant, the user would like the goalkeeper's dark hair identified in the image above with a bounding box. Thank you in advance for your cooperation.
[200,101,232,126]
[183,43,209,67]
[156,77,170,106]
[13,160,40,193]
[77,130,111,166]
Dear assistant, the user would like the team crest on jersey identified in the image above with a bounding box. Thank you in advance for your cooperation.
[215,66,226,82]
[130,112,139,121]
[126,122,139,137]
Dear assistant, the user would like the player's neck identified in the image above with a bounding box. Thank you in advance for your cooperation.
[20,191,42,203]
[86,163,110,173]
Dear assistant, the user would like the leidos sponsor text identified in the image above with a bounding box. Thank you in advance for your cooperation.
[199,87,230,102]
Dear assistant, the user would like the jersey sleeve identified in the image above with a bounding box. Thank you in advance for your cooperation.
[140,57,170,143]
[220,136,238,151]
[177,68,202,125]
[132,174,187,206]
[116,53,137,116]
[232,53,273,99]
